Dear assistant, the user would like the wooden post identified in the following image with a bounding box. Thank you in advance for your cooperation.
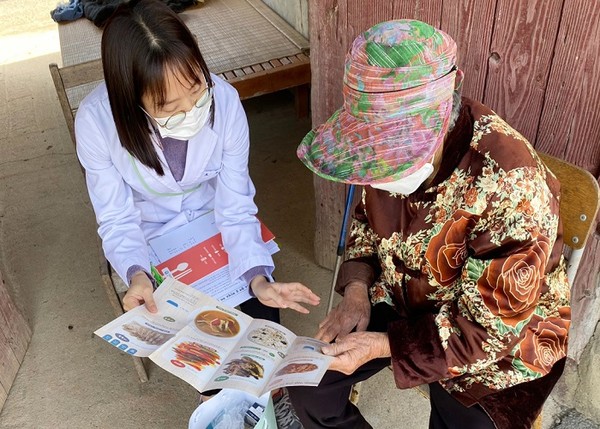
[0,269,32,410]
[309,0,349,268]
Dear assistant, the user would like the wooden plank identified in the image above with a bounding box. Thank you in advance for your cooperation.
[233,68,245,78]
[309,0,349,268]
[54,59,103,89]
[260,62,273,71]
[390,0,444,28]
[482,0,564,143]
[0,382,7,413]
[269,58,283,68]
[537,152,600,250]
[280,57,292,65]
[535,0,600,175]
[228,59,310,100]
[346,0,394,39]
[259,0,309,39]
[224,71,236,80]
[0,327,20,396]
[0,271,31,364]
[245,0,310,50]
[294,83,310,118]
[0,269,28,405]
[241,66,253,75]
[251,64,264,73]
[440,0,497,102]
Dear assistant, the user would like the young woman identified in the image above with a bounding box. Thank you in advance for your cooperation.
[75,0,319,321]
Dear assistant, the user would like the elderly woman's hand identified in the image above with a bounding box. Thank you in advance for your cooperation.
[315,282,371,343]
[250,276,321,314]
[323,331,391,375]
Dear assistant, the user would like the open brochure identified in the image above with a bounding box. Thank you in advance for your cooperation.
[148,210,279,307]
[95,278,333,397]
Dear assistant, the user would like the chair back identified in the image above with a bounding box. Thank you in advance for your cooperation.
[49,59,104,148]
[537,152,600,282]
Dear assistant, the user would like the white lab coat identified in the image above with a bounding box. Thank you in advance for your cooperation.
[75,75,274,283]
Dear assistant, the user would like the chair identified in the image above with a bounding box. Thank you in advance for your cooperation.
[536,152,600,283]
[49,61,149,383]
[342,151,600,429]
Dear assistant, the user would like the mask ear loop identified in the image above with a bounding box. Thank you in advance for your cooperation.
[454,69,464,96]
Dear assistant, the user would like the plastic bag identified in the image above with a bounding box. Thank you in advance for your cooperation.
[188,389,276,429]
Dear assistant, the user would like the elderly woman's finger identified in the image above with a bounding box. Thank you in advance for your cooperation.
[316,319,341,342]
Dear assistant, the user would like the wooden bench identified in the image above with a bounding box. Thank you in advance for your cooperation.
[56,0,310,115]
[50,0,310,383]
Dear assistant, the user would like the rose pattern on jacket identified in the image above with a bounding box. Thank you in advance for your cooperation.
[516,314,569,374]
[477,237,550,327]
[425,210,477,287]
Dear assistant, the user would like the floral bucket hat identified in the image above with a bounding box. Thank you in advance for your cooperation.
[297,20,459,185]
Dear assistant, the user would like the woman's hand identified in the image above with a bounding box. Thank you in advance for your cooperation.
[315,282,371,343]
[323,331,391,375]
[250,276,320,314]
[122,271,157,313]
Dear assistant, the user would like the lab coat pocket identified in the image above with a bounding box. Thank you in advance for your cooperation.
[200,167,221,181]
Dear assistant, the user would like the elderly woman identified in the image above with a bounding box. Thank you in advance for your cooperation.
[288,20,570,429]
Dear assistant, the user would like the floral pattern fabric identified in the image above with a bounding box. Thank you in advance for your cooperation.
[338,98,570,412]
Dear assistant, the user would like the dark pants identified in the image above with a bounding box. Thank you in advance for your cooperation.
[287,304,494,429]
[428,382,494,429]
[287,360,493,429]
[240,297,280,323]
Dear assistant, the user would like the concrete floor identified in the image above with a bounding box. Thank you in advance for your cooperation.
[0,4,430,428]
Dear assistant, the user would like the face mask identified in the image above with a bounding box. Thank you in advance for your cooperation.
[154,94,212,141]
[371,162,434,195]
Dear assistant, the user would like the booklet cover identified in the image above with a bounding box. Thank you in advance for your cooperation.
[154,222,277,307]
[149,211,279,307]
[95,278,332,397]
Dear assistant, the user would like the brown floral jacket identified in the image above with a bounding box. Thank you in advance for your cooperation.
[337,98,570,428]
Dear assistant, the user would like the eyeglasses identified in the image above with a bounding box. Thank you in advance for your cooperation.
[141,85,213,130]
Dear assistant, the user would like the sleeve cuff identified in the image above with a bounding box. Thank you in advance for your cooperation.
[387,313,450,388]
[335,258,378,295]
[126,265,157,289]
[240,265,274,297]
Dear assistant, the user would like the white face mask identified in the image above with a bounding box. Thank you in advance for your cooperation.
[154,95,213,141]
[371,162,434,195]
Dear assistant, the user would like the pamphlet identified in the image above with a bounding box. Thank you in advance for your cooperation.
[95,278,332,397]
[149,211,279,307]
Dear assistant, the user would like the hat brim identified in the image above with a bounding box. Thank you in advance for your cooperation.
[297,105,449,185]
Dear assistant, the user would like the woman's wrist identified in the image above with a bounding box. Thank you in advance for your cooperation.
[250,275,269,294]
[344,281,369,297]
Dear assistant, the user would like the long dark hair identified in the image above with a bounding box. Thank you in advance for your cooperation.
[101,0,212,175]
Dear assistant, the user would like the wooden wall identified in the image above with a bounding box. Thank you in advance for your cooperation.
[261,0,309,38]
[0,269,31,410]
[309,0,600,359]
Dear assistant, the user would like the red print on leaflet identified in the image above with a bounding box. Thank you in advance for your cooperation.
[156,223,275,284]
